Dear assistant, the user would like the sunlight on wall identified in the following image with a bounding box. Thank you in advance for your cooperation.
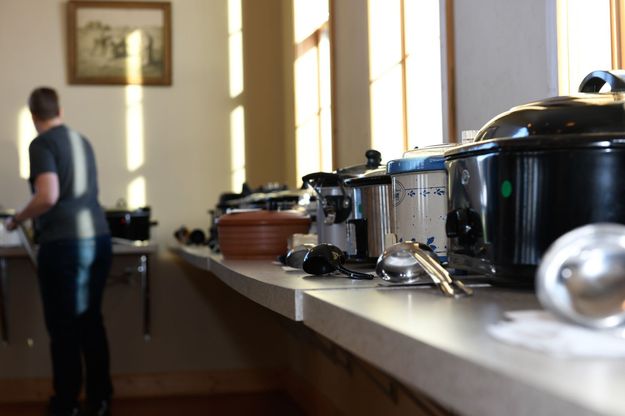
[125,85,145,172]
[228,0,245,191]
[125,29,146,207]
[557,0,612,94]
[228,0,244,98]
[18,107,37,179]
[127,176,146,209]
[230,105,246,192]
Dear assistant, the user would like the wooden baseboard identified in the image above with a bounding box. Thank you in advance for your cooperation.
[0,368,286,404]
[281,370,342,416]
[0,368,342,415]
[113,369,286,398]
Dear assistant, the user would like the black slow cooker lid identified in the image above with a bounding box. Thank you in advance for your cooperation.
[446,70,625,158]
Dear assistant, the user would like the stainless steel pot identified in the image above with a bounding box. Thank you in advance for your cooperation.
[302,150,383,254]
[344,169,394,262]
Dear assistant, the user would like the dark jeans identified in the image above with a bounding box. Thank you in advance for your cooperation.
[38,235,113,412]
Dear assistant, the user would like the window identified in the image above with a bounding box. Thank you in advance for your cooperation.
[556,0,612,94]
[293,0,332,183]
[368,0,450,162]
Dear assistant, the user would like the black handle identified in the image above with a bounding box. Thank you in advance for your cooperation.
[302,172,341,188]
[337,264,374,280]
[348,218,368,258]
[446,208,482,246]
[578,70,625,93]
[365,149,382,168]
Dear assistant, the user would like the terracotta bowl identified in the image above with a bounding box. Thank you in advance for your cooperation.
[218,210,311,260]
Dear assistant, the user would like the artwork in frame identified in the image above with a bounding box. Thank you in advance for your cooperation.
[67,1,172,85]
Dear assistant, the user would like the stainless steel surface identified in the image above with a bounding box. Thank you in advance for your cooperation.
[349,180,394,259]
[0,242,156,343]
[537,223,625,329]
[376,242,472,297]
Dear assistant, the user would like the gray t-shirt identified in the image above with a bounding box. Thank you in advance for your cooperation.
[29,124,109,243]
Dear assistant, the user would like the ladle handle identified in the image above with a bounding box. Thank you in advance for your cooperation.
[337,264,374,280]
[414,251,472,297]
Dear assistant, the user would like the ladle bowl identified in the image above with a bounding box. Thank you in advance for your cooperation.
[375,242,435,283]
[536,223,625,329]
[376,242,472,296]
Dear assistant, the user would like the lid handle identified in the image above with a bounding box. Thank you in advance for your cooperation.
[365,149,382,168]
[578,70,625,93]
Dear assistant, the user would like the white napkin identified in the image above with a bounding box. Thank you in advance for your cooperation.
[0,223,20,247]
[488,310,625,358]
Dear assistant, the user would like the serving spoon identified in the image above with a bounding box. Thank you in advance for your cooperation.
[376,242,472,297]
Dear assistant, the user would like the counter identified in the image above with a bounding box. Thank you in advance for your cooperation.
[173,244,625,416]
[0,240,158,343]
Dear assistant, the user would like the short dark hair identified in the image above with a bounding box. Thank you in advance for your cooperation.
[28,87,60,120]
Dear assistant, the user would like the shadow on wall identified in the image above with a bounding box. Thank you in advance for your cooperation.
[168,258,290,368]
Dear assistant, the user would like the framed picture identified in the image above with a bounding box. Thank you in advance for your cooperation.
[67,1,172,85]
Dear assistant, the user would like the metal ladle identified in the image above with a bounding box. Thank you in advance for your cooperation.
[284,244,315,269]
[302,243,374,280]
[537,223,625,329]
[376,242,472,297]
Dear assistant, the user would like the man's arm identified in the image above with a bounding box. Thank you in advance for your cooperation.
[5,172,59,230]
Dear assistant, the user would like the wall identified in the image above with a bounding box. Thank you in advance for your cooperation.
[0,0,288,381]
[453,0,558,134]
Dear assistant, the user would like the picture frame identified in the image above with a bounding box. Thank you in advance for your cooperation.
[67,1,172,86]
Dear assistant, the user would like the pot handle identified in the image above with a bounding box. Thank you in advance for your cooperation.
[578,70,625,93]
[347,218,368,258]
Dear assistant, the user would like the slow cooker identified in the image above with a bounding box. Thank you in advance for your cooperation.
[444,69,625,286]
[344,168,393,262]
[387,144,455,262]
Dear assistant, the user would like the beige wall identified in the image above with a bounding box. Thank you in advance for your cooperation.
[0,0,288,379]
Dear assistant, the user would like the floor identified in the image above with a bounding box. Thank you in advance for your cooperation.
[0,392,305,416]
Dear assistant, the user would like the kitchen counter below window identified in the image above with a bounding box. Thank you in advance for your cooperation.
[172,244,625,416]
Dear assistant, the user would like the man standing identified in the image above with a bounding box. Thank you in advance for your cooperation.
[6,87,113,416]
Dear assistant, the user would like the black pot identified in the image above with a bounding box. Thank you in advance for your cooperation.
[106,207,156,241]
[444,70,625,287]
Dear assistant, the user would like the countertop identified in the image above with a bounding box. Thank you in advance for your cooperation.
[171,245,379,320]
[172,244,625,416]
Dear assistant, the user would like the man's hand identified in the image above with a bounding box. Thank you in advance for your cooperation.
[4,216,20,232]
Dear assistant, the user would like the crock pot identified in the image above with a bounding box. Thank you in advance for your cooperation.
[387,145,455,262]
[344,168,393,262]
[106,206,157,241]
[302,150,382,253]
[444,69,625,286]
